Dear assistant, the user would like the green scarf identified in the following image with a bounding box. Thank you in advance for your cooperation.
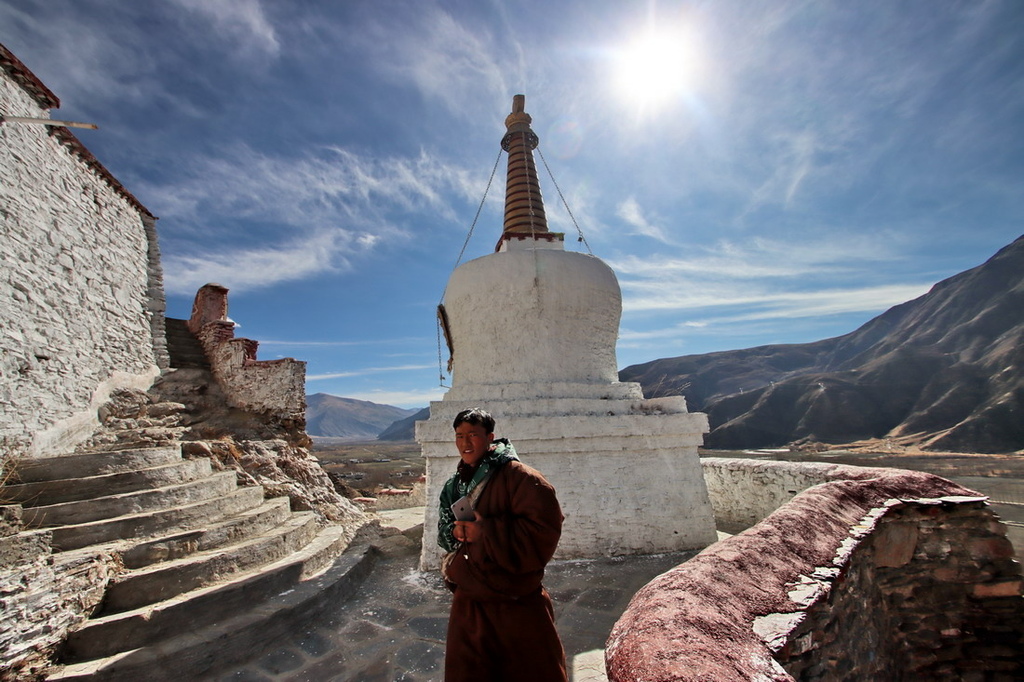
[437,438,519,552]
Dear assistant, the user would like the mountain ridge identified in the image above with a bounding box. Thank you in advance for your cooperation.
[305,393,418,440]
[620,235,1024,454]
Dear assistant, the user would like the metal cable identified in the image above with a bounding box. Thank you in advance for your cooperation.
[537,146,592,254]
[436,147,504,385]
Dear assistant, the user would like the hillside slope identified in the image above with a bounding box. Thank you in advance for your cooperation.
[306,394,417,440]
[378,407,429,441]
[620,235,1024,453]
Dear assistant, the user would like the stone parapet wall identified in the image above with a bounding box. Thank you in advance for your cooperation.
[190,285,306,422]
[774,498,1022,680]
[702,457,899,533]
[0,60,162,459]
[607,461,1023,681]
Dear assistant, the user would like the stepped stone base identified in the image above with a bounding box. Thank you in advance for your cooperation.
[416,382,718,570]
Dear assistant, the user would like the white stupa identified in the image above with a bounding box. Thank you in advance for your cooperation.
[417,95,717,569]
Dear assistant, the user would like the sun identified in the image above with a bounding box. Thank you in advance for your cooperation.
[612,30,702,113]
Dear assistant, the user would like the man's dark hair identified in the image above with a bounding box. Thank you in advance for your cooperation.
[452,407,495,433]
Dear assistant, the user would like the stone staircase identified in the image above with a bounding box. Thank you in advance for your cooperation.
[4,442,375,680]
[164,317,210,370]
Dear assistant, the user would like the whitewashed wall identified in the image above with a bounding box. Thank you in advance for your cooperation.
[701,457,901,532]
[0,69,162,458]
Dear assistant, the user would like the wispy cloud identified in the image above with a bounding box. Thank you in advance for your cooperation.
[621,282,929,321]
[0,2,158,109]
[609,236,904,282]
[170,0,280,58]
[616,197,672,243]
[151,142,479,292]
[150,144,459,229]
[611,236,928,321]
[307,364,435,381]
[162,228,363,295]
[355,5,510,120]
[335,388,442,409]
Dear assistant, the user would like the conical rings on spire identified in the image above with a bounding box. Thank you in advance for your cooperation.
[496,95,561,251]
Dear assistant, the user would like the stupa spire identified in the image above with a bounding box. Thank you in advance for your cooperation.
[497,95,561,251]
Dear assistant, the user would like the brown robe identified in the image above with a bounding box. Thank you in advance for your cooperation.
[443,459,568,682]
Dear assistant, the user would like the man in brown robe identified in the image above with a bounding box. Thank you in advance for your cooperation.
[437,407,568,682]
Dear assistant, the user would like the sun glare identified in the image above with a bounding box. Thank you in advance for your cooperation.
[613,30,701,113]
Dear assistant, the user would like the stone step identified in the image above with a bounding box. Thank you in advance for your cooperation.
[4,459,212,507]
[48,544,376,682]
[13,446,182,483]
[21,471,238,528]
[119,496,293,570]
[101,512,321,614]
[165,318,209,370]
[60,524,357,663]
[48,485,266,551]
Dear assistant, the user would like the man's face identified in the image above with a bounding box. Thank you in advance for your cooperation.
[454,422,494,467]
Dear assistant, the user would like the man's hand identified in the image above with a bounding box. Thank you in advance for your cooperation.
[454,511,484,543]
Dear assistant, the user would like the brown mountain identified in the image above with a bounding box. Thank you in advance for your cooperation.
[619,235,1024,454]
[377,407,430,441]
[306,393,418,440]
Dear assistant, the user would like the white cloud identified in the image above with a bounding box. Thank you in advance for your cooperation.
[609,235,904,283]
[307,364,435,381]
[354,5,511,120]
[170,0,280,57]
[150,144,460,230]
[611,236,930,322]
[162,228,361,295]
[331,388,443,409]
[616,197,671,243]
[150,142,480,294]
[622,282,930,318]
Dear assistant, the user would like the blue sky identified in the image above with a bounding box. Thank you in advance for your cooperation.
[3,0,1023,409]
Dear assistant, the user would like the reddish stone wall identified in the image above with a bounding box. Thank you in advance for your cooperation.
[188,284,306,423]
[606,466,1023,681]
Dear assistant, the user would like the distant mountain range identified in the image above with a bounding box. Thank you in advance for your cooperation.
[305,393,419,440]
[378,407,430,441]
[620,235,1024,454]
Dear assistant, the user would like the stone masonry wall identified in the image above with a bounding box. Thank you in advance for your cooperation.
[0,54,162,459]
[189,285,306,423]
[607,462,1023,681]
[0,505,116,680]
[772,498,1022,680]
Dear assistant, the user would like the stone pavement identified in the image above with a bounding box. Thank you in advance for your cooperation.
[220,507,697,682]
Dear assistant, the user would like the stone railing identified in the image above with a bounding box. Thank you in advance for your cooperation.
[606,459,1023,681]
[187,284,306,423]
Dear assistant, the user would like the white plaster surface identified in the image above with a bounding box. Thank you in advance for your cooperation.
[418,243,717,569]
[444,248,621,387]
[1,71,159,457]
[700,457,893,530]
